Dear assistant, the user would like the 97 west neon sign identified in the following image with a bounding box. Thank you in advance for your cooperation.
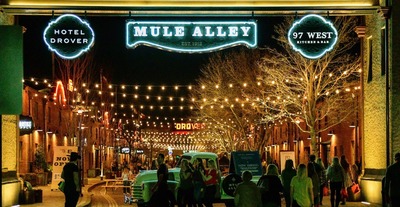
[126,21,257,53]
[288,14,338,59]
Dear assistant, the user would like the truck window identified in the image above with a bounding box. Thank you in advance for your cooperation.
[175,155,192,167]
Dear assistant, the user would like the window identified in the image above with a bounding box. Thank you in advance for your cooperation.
[48,107,51,123]
[19,141,23,160]
[381,28,386,76]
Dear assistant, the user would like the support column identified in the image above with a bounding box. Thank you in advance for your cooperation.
[1,11,24,206]
[360,5,395,204]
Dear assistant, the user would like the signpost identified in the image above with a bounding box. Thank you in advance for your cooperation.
[43,14,95,59]
[126,21,257,53]
[229,151,263,176]
[50,146,78,190]
[288,14,338,59]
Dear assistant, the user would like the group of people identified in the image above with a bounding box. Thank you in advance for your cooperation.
[175,156,219,207]
[148,153,219,207]
[59,150,400,207]
[233,154,358,207]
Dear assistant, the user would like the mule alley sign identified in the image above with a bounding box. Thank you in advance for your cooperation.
[288,14,338,59]
[43,14,95,59]
[126,21,257,53]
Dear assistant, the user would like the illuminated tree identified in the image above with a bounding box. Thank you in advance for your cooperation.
[191,49,276,153]
[256,16,361,156]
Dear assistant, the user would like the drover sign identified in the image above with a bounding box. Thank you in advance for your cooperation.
[43,14,95,59]
[288,14,338,59]
[173,122,206,131]
[126,21,257,53]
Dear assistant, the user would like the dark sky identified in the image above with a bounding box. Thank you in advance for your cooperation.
[18,15,279,85]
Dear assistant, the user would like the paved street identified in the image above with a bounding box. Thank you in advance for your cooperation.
[19,177,382,207]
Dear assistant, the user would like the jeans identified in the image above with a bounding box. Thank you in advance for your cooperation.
[330,181,343,207]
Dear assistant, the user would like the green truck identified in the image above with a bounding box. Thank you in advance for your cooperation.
[131,151,262,207]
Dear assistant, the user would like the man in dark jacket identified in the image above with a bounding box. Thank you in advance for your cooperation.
[384,152,400,207]
[62,152,81,207]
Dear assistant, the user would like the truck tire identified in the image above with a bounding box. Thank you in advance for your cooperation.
[137,199,146,207]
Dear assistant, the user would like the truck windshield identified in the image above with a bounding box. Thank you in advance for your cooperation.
[175,155,192,168]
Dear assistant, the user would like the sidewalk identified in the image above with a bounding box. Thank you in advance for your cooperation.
[19,177,105,207]
[18,176,382,207]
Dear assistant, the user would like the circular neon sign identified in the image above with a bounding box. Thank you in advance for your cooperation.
[43,14,95,59]
[288,14,338,59]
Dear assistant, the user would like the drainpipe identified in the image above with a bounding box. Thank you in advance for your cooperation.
[379,5,391,167]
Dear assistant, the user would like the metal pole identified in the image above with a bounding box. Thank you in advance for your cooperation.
[78,111,84,187]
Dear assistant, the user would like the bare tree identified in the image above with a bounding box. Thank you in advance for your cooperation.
[54,52,105,150]
[256,16,361,155]
[191,49,275,153]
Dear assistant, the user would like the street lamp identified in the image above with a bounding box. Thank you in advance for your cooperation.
[73,104,87,187]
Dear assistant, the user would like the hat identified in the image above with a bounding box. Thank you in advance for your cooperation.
[69,152,81,161]
[395,152,400,161]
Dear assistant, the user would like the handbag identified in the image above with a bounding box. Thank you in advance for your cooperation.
[341,187,348,198]
[323,185,329,196]
[58,181,65,192]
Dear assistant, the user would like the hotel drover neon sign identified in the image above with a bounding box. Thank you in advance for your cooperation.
[288,14,338,59]
[126,20,257,53]
[43,14,95,59]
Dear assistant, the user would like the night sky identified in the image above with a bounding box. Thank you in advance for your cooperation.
[18,15,280,85]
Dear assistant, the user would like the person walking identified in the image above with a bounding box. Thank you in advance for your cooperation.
[201,159,219,207]
[177,159,194,207]
[290,163,314,207]
[192,158,205,207]
[339,155,352,205]
[326,156,346,207]
[307,163,320,207]
[384,152,400,207]
[317,158,327,205]
[121,166,133,196]
[257,164,283,207]
[149,153,175,207]
[61,152,81,207]
[282,159,297,207]
[234,170,262,207]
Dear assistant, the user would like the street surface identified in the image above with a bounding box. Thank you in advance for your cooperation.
[90,183,227,207]
[18,178,381,207]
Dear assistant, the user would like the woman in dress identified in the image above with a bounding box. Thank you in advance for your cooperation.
[340,155,352,205]
[177,159,194,207]
[121,166,133,196]
[201,159,219,207]
[281,159,297,207]
[290,164,314,207]
[307,163,320,207]
[192,158,205,207]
